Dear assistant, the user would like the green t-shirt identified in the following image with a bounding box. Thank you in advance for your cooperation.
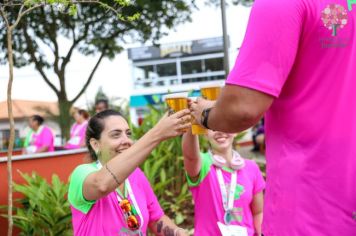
[186,152,235,187]
[68,162,98,214]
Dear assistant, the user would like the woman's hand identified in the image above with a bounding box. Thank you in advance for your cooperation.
[153,109,192,141]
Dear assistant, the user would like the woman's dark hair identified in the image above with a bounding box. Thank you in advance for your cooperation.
[78,109,90,120]
[31,115,44,125]
[86,109,124,161]
[95,99,109,108]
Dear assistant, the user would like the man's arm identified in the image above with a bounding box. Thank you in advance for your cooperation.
[191,85,274,133]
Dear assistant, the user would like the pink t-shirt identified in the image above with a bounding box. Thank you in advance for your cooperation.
[30,125,54,152]
[68,164,164,236]
[226,0,356,235]
[64,121,88,149]
[187,153,265,236]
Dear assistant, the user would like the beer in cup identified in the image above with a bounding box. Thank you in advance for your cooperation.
[189,97,207,135]
[163,92,189,131]
[200,82,223,100]
[163,92,188,112]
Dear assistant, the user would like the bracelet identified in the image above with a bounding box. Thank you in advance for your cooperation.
[201,107,212,129]
[105,164,121,186]
[174,227,185,236]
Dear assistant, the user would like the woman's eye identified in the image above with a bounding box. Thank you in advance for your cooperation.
[126,132,132,137]
[111,133,121,138]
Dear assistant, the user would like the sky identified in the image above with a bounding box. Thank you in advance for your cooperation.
[0,2,252,109]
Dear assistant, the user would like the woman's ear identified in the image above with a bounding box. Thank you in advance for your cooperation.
[89,138,100,153]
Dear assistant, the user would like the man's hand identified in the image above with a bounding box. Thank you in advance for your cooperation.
[189,98,216,125]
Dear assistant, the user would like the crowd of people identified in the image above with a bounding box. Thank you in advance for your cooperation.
[22,99,109,154]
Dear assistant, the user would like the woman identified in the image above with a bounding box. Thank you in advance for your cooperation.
[182,128,265,236]
[64,108,89,149]
[68,109,191,236]
[23,115,54,154]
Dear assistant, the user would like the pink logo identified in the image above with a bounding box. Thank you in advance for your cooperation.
[321,4,348,36]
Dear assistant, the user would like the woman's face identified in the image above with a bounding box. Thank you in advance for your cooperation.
[93,116,133,162]
[28,118,39,130]
[206,130,236,153]
[73,111,82,122]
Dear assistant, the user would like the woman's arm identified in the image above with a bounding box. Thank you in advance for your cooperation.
[182,129,201,182]
[149,215,188,236]
[83,109,191,201]
[251,191,264,236]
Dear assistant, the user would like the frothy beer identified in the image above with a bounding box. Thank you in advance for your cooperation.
[164,92,188,112]
[163,92,189,132]
[189,97,207,135]
[200,83,223,100]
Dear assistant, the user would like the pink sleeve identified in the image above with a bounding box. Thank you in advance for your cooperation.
[41,127,54,147]
[138,169,164,222]
[70,123,76,136]
[251,161,265,195]
[226,0,304,97]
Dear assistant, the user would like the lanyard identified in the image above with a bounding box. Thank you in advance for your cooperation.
[96,161,144,234]
[216,167,237,225]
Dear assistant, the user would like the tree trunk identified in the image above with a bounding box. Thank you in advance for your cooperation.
[6,26,15,236]
[57,98,73,141]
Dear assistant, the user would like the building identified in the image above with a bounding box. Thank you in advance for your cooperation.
[0,100,60,150]
[128,36,226,124]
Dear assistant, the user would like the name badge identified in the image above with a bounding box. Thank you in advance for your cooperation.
[217,222,248,236]
[26,145,37,154]
[68,136,81,145]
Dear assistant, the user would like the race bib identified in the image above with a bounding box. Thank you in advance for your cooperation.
[68,136,81,145]
[217,222,248,236]
[26,145,37,154]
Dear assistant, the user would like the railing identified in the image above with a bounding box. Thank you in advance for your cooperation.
[0,149,22,157]
[0,148,89,234]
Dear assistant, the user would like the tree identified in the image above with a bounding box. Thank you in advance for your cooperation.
[0,0,195,140]
[0,1,135,235]
[86,86,129,117]
[206,0,254,7]
[205,0,254,74]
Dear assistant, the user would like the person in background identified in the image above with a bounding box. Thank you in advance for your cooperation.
[68,109,191,236]
[23,115,54,154]
[64,108,89,150]
[182,128,265,236]
[251,118,265,153]
[95,99,109,113]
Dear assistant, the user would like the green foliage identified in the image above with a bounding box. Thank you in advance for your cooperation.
[87,86,129,117]
[1,172,72,236]
[206,0,254,7]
